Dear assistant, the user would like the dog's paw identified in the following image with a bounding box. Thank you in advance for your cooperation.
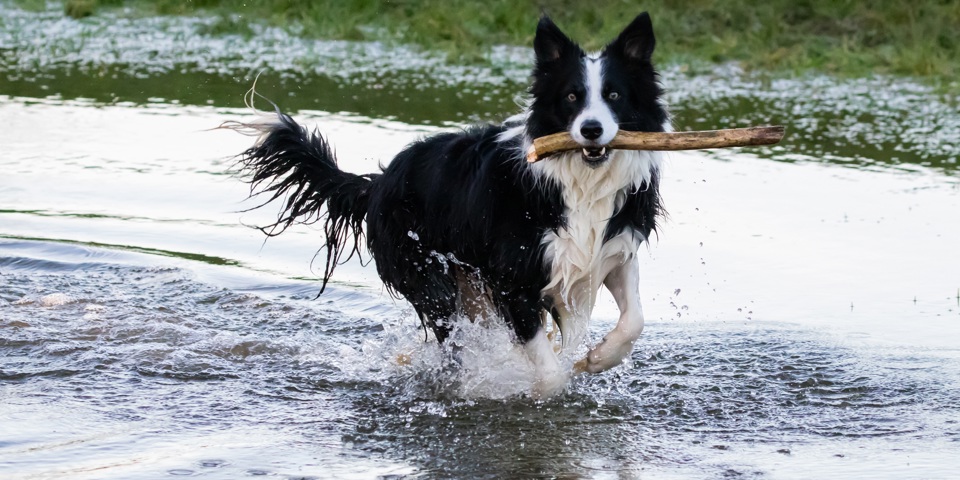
[531,370,569,399]
[395,352,413,366]
[575,331,636,374]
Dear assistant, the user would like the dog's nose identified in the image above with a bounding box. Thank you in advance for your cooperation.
[580,120,603,141]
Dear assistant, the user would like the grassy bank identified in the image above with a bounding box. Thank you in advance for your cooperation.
[29,0,960,83]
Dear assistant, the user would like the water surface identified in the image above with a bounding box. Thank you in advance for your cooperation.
[2,2,960,478]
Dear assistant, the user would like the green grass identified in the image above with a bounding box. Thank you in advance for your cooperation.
[54,0,960,84]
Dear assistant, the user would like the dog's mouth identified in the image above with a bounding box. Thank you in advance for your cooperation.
[581,146,609,166]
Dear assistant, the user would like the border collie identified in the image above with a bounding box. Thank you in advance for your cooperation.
[232,13,669,397]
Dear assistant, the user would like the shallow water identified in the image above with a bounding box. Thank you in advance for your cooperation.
[2,2,960,478]
[3,238,959,478]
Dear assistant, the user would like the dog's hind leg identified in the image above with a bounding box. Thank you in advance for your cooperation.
[455,268,497,323]
[378,250,458,343]
[404,275,458,343]
[575,255,645,374]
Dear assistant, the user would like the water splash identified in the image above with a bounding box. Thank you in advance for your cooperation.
[2,239,960,478]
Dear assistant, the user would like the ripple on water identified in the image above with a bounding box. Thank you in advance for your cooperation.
[1,242,959,478]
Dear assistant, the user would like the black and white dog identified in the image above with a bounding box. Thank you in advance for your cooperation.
[234,13,669,397]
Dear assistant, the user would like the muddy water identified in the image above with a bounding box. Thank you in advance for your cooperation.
[2,3,960,479]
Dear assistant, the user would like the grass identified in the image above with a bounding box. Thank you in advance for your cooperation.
[45,0,960,84]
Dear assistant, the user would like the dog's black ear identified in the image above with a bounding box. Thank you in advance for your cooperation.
[534,16,578,63]
[607,12,656,62]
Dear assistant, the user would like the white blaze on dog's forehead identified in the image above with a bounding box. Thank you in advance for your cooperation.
[570,55,618,146]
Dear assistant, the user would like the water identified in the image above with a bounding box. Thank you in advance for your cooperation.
[2,2,960,478]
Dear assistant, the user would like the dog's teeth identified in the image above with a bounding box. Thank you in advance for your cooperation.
[599,147,606,155]
[582,148,590,156]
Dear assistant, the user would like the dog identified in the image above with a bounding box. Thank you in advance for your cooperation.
[232,13,669,397]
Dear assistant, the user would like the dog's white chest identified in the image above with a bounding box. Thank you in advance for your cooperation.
[542,187,620,302]
[534,149,660,347]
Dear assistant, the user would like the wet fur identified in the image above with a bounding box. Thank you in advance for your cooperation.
[233,13,668,396]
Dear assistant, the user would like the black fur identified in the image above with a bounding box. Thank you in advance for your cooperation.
[364,126,565,341]
[234,111,379,294]
[234,14,666,346]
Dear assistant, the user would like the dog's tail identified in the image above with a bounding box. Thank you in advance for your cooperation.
[225,110,379,294]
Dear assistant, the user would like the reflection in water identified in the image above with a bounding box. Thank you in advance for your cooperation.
[1,68,513,127]
[2,2,960,478]
[1,240,958,478]
[669,68,960,173]
[1,2,957,174]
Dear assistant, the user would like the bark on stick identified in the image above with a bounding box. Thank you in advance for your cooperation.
[526,126,785,163]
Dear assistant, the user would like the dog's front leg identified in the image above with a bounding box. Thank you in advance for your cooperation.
[525,328,568,398]
[574,256,644,374]
[501,291,569,398]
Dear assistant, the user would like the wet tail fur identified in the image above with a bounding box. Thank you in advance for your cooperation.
[228,110,379,294]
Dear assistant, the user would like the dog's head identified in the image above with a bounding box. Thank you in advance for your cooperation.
[527,13,669,167]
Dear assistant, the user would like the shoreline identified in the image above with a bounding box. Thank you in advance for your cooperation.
[17,0,958,93]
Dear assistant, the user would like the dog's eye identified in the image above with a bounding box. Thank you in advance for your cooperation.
[566,93,577,102]
[608,92,620,100]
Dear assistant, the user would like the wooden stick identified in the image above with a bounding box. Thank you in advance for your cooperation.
[526,125,785,163]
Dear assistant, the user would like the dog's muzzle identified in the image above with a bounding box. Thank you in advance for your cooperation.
[581,146,609,166]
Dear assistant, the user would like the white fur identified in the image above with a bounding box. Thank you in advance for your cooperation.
[575,254,645,373]
[497,110,529,145]
[525,329,568,398]
[571,56,618,145]
[495,92,667,354]
[534,149,660,351]
[493,63,671,384]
